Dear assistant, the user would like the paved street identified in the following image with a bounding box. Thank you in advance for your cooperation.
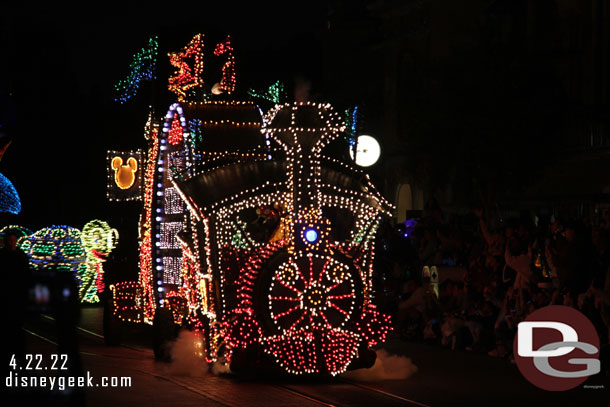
[4,307,608,406]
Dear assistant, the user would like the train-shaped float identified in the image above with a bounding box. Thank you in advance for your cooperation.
[107,34,394,375]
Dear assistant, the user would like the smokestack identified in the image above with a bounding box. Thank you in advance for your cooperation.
[294,75,311,103]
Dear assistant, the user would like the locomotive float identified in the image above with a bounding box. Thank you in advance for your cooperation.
[108,34,394,375]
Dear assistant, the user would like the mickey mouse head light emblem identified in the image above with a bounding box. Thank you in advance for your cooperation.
[111,156,138,190]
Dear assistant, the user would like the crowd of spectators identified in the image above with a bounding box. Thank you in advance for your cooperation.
[376,201,610,366]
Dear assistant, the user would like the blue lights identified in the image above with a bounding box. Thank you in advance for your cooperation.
[114,36,159,104]
[0,172,21,215]
[350,106,359,142]
[304,228,319,243]
[402,219,418,238]
[21,225,86,273]
[188,118,203,149]
[344,105,359,147]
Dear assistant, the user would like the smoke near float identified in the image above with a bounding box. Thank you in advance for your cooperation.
[341,349,418,382]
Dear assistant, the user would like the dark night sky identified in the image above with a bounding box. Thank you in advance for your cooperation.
[0,3,333,231]
[3,1,606,232]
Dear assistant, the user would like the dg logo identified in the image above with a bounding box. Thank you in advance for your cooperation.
[514,305,601,391]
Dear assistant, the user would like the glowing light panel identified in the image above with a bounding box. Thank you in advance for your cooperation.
[349,135,381,167]
[304,228,318,243]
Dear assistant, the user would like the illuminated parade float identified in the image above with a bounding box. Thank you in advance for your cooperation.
[18,221,118,304]
[1,136,119,305]
[107,33,394,375]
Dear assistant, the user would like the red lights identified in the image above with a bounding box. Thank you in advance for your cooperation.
[168,34,205,101]
[168,114,184,146]
[213,35,236,94]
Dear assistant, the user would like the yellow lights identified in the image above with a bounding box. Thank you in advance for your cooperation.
[79,219,119,304]
[110,281,143,323]
[277,263,297,283]
[199,120,260,127]
[268,254,357,335]
[297,210,331,252]
[304,287,324,308]
[111,156,138,189]
[199,278,209,314]
[107,150,144,201]
[329,264,348,283]
[185,100,254,106]
[262,102,346,134]
[138,126,159,325]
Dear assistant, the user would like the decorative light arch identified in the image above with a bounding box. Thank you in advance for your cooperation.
[151,103,192,309]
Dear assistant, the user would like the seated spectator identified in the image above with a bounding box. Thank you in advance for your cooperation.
[383,203,610,363]
[489,287,519,359]
[548,220,596,296]
[396,278,437,339]
[504,236,533,290]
